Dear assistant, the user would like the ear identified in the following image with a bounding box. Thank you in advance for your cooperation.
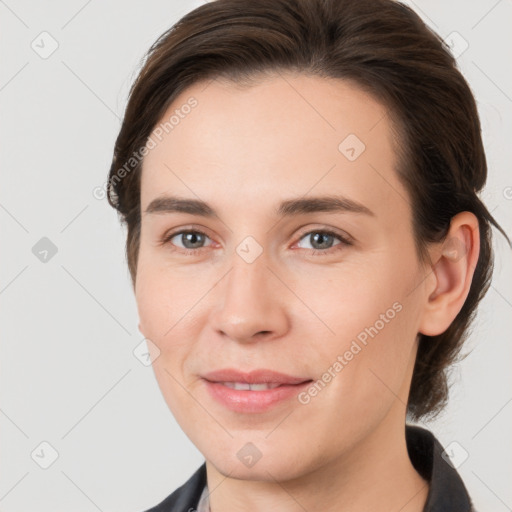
[418,211,480,336]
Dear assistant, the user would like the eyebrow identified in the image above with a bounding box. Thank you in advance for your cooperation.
[144,195,375,218]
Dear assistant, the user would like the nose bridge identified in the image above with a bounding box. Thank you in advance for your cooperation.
[226,230,272,295]
[211,242,287,342]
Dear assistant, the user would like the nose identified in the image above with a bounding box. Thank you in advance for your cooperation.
[210,252,289,343]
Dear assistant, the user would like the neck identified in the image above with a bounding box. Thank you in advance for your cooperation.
[205,407,429,512]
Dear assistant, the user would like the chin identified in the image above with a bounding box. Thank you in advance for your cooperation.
[205,441,313,483]
[211,460,304,483]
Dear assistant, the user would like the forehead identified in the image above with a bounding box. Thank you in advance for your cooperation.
[140,73,409,221]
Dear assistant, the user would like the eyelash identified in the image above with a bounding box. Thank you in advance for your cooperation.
[159,227,353,257]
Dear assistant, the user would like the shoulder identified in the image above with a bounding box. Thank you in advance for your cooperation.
[141,463,207,512]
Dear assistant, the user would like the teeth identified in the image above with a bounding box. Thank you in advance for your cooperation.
[221,382,281,391]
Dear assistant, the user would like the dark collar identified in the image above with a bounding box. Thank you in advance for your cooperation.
[144,425,474,511]
[406,425,474,511]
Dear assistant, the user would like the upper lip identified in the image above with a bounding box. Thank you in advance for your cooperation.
[202,368,312,385]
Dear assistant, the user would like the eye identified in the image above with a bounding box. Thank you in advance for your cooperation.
[160,229,213,254]
[160,227,353,256]
[294,229,352,255]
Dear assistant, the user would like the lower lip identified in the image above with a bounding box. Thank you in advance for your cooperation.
[203,379,312,413]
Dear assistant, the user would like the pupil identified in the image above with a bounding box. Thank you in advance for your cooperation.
[184,232,203,248]
[312,232,332,249]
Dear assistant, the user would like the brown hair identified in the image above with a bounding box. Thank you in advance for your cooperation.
[106,0,510,421]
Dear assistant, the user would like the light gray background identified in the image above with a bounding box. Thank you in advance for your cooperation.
[1,0,511,510]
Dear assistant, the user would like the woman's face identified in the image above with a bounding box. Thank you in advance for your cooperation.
[136,73,431,480]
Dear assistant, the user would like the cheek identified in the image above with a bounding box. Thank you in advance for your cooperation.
[298,253,420,399]
[136,253,199,339]
[135,257,215,398]
[135,265,201,422]
[293,302,417,452]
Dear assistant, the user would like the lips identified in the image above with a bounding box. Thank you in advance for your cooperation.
[202,368,311,386]
[201,368,313,413]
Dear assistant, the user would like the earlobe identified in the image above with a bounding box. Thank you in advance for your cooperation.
[418,212,480,336]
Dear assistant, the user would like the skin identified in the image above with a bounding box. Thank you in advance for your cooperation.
[135,73,480,512]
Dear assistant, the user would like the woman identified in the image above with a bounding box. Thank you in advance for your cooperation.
[106,0,510,510]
